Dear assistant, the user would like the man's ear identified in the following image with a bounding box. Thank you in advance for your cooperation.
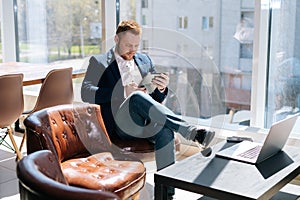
[114,35,119,44]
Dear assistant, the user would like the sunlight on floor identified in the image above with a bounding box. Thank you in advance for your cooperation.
[0,130,205,200]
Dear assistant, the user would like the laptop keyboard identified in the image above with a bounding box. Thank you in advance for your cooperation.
[237,145,262,159]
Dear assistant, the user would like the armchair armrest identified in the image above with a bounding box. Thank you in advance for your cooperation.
[17,150,120,200]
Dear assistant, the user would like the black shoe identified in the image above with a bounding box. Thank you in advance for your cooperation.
[191,129,215,147]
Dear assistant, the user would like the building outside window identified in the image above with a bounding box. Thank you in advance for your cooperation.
[120,0,299,135]
[124,0,255,122]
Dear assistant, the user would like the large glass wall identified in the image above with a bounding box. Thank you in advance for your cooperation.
[0,0,298,135]
[16,0,103,64]
[266,0,300,128]
[119,0,254,128]
[0,17,2,62]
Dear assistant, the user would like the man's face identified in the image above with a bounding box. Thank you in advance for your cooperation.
[115,31,141,60]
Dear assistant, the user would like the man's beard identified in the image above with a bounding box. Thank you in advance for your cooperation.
[121,52,135,60]
[116,45,134,60]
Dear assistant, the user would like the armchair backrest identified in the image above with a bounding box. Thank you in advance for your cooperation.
[24,103,112,162]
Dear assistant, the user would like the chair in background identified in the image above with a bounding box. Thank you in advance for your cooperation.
[0,74,24,160]
[19,67,74,152]
[222,72,251,123]
[17,150,120,200]
[24,103,146,200]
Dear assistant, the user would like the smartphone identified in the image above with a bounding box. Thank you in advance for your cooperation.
[152,72,168,79]
[226,136,253,143]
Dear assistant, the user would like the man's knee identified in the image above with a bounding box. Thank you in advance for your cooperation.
[129,91,146,101]
[153,128,174,151]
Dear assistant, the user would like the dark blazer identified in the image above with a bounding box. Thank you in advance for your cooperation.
[81,48,168,137]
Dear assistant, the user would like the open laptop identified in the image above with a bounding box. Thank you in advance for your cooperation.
[216,114,298,164]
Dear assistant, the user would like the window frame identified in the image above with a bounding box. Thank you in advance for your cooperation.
[250,0,270,128]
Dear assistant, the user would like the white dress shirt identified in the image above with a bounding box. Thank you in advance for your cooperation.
[115,50,143,97]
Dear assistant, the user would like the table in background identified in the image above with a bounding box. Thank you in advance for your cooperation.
[0,62,86,132]
[0,62,86,86]
[154,141,300,200]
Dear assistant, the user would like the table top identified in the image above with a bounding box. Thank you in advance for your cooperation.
[155,141,300,200]
[0,62,86,86]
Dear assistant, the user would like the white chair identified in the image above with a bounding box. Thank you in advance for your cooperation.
[0,74,24,160]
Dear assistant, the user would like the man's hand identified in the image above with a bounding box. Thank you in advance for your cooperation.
[125,82,146,97]
[152,72,169,92]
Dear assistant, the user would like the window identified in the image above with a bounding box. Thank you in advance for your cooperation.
[142,39,149,51]
[142,15,147,25]
[1,0,299,136]
[16,0,103,63]
[178,16,188,29]
[202,16,213,30]
[209,16,214,29]
[240,43,253,59]
[0,20,2,62]
[118,0,255,123]
[120,1,255,122]
[142,0,148,8]
[235,12,254,59]
[266,0,300,128]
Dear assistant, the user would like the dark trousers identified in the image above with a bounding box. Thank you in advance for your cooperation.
[115,91,194,170]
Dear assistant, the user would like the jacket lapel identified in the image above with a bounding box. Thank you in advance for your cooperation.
[106,48,121,81]
[134,55,150,78]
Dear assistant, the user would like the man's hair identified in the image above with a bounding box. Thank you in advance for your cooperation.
[116,20,142,35]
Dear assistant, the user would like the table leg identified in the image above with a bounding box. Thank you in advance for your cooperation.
[14,119,25,133]
[154,182,169,200]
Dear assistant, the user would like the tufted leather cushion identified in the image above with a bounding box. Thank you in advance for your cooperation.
[62,152,146,199]
[17,150,120,200]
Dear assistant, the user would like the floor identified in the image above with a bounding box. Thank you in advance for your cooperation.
[0,129,203,200]
[2,130,300,200]
[0,134,20,200]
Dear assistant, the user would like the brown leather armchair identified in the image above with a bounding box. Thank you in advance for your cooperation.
[23,103,146,200]
[17,150,120,200]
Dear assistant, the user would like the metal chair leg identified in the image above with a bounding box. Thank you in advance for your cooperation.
[0,129,15,151]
